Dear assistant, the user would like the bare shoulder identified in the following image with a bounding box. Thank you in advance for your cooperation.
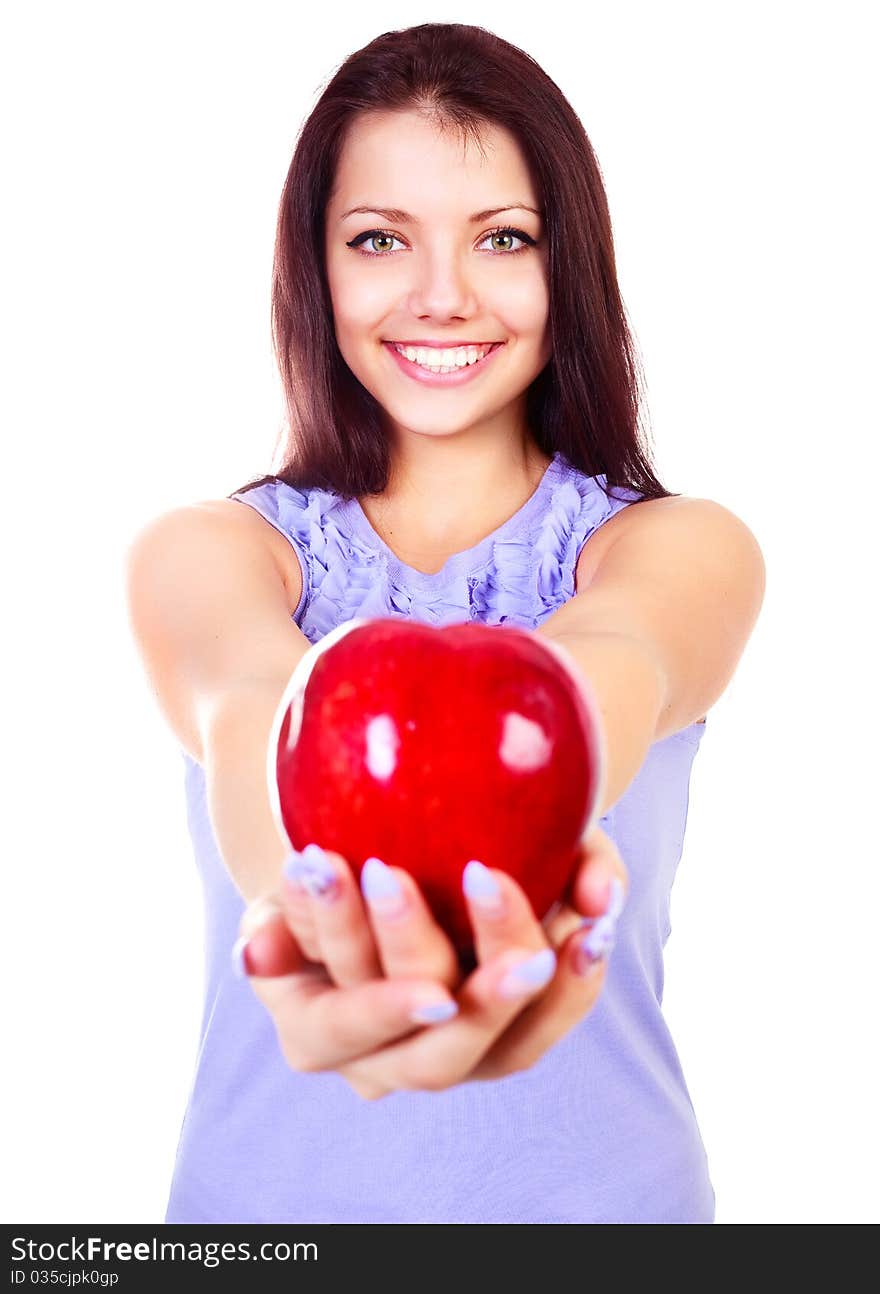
[124,496,307,764]
[574,493,680,592]
[187,496,303,615]
[569,494,764,733]
[574,493,762,593]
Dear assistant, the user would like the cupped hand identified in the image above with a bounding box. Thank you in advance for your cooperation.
[233,826,627,1100]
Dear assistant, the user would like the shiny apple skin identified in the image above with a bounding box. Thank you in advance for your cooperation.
[271,618,606,962]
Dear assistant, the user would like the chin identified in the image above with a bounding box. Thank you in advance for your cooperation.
[384,410,510,442]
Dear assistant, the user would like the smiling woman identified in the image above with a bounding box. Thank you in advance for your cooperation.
[125,21,764,1228]
[318,107,555,528]
[231,22,674,514]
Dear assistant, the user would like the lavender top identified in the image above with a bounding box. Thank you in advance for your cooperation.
[164,451,714,1224]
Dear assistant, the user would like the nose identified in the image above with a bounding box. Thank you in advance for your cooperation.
[406,244,479,321]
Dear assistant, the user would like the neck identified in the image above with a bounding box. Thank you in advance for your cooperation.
[366,428,552,548]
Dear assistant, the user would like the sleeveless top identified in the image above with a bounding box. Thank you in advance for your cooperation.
[164,450,715,1224]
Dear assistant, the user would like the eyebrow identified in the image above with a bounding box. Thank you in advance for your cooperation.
[339,204,543,224]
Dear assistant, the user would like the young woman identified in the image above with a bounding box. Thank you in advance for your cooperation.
[126,23,765,1224]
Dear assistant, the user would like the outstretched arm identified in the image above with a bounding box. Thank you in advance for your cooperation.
[533,627,666,818]
[535,496,766,809]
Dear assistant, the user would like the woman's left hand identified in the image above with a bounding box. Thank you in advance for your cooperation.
[236,824,627,1099]
[457,824,627,1083]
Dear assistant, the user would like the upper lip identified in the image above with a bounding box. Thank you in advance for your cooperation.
[385,339,503,348]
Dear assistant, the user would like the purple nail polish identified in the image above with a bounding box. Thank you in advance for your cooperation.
[577,914,617,967]
[497,948,557,999]
[361,857,408,918]
[605,877,626,920]
[575,877,625,973]
[410,1001,459,1024]
[287,843,339,900]
[282,848,304,890]
[462,860,505,914]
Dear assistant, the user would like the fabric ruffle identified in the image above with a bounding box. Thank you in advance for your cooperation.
[231,465,643,645]
[535,474,643,611]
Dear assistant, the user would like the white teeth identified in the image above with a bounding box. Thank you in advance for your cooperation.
[392,343,494,371]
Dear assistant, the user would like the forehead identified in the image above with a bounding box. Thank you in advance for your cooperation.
[328,110,538,213]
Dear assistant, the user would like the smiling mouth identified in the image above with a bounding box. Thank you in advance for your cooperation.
[385,341,503,373]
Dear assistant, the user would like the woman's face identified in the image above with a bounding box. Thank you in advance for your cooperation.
[324,110,551,446]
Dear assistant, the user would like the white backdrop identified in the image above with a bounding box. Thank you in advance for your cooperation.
[2,0,877,1225]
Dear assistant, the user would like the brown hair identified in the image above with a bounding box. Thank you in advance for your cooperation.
[231,22,679,505]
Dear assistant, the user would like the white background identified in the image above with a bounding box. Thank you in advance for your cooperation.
[2,0,877,1225]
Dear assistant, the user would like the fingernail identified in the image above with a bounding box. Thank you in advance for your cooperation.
[497,948,557,1000]
[287,843,340,902]
[282,848,305,891]
[462,860,505,917]
[579,875,626,929]
[231,934,252,978]
[409,1000,459,1025]
[231,898,282,978]
[605,876,627,920]
[241,896,284,935]
[575,877,626,973]
[360,857,408,919]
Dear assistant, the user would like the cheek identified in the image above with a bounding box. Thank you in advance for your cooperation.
[494,270,549,337]
[331,278,392,340]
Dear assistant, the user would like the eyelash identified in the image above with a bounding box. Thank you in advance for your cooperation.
[345,225,538,258]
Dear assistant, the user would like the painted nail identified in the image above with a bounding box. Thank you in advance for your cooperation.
[409,1000,459,1025]
[462,860,505,917]
[282,848,305,891]
[231,898,283,978]
[575,877,626,973]
[497,948,557,1000]
[360,857,408,919]
[231,934,252,978]
[286,843,340,901]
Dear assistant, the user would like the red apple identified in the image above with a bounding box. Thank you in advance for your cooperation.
[267,617,606,963]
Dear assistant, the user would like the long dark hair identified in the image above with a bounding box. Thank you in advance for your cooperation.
[231,22,678,505]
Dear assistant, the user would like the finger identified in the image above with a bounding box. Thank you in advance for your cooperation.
[566,825,629,919]
[232,897,312,979]
[246,970,462,1073]
[461,860,552,968]
[284,844,384,987]
[359,857,462,988]
[469,865,628,1080]
[276,853,322,964]
[539,827,629,947]
[338,942,560,1095]
[542,900,589,949]
[468,941,608,1080]
[332,839,629,1094]
[337,1068,391,1102]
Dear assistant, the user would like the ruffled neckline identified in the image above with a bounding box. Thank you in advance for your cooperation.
[342,451,566,590]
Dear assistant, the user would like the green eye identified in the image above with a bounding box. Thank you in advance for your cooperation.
[346,230,405,256]
[479,228,535,254]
